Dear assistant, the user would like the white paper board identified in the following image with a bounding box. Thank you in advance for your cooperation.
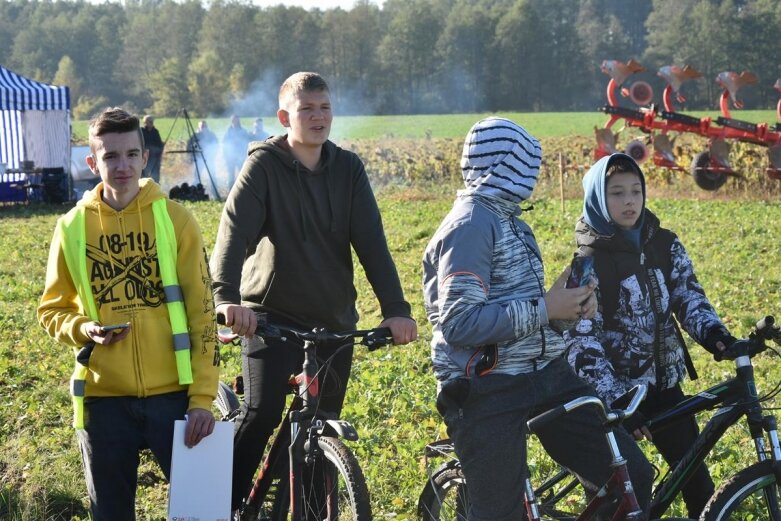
[168,420,233,521]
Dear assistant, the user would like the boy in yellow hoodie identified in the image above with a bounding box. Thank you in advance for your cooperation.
[38,107,219,520]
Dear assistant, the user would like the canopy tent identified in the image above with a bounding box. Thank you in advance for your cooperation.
[0,65,70,171]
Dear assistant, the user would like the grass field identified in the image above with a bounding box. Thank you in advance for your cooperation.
[70,109,780,143]
[4,112,781,518]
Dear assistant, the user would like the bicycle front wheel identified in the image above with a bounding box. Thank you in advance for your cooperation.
[297,436,371,521]
[701,461,781,520]
[417,462,469,521]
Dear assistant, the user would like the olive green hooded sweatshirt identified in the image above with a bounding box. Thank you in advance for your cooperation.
[210,135,410,330]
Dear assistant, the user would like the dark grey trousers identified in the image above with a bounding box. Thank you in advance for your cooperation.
[437,357,654,521]
[77,391,189,521]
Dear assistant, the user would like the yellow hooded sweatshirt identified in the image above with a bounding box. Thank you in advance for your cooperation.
[38,179,219,411]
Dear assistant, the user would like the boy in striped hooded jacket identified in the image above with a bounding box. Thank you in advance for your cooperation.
[422,117,653,521]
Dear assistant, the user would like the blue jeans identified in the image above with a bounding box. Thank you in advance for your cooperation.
[437,357,653,521]
[76,391,189,521]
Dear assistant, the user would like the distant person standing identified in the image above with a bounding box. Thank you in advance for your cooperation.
[141,115,164,183]
[249,118,270,141]
[222,115,250,189]
[188,120,218,185]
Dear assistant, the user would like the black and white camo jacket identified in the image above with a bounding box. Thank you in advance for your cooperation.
[564,211,732,405]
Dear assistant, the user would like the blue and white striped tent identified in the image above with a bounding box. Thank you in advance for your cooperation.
[0,65,70,171]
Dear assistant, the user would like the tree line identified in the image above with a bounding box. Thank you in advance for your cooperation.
[1,0,779,119]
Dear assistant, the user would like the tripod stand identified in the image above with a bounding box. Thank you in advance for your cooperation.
[163,108,221,201]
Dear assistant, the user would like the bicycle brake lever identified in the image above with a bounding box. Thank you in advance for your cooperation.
[365,329,393,351]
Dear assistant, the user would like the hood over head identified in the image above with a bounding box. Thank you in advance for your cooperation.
[581,152,646,238]
[460,117,542,204]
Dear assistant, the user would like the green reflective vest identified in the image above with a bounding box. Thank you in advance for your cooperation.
[59,198,193,429]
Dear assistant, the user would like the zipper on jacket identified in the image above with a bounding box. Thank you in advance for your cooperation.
[640,251,645,266]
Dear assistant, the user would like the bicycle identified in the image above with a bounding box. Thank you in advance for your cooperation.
[417,314,781,520]
[420,383,692,520]
[214,312,394,521]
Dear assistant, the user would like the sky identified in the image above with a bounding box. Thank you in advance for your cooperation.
[248,0,384,9]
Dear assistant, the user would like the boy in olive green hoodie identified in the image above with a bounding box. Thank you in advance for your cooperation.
[211,72,417,512]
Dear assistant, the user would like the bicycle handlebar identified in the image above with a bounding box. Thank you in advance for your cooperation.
[527,384,647,434]
[216,312,394,351]
[715,315,780,361]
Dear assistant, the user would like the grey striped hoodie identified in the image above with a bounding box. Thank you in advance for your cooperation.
[423,118,566,389]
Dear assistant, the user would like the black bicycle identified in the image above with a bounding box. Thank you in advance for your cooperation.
[215,313,394,521]
[420,383,693,520]
[417,315,781,521]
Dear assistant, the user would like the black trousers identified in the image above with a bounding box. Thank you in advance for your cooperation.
[644,384,715,518]
[230,327,354,510]
[437,358,654,521]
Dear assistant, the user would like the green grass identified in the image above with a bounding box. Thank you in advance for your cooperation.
[19,94,781,519]
[2,149,781,518]
[70,109,780,143]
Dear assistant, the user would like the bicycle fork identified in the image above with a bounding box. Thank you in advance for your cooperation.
[754,415,781,519]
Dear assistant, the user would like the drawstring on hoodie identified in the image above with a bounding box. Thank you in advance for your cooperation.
[325,164,336,232]
[96,186,153,294]
[136,198,154,294]
[292,156,337,240]
[293,160,309,241]
[97,193,120,279]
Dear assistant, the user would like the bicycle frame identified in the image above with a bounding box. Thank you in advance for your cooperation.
[220,314,393,521]
[419,318,781,521]
[647,346,781,518]
[524,439,645,521]
[525,389,649,521]
[241,338,350,521]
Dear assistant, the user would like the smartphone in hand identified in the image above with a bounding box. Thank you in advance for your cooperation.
[565,256,595,288]
[100,322,130,334]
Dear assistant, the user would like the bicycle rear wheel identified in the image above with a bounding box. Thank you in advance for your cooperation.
[295,435,371,521]
[700,461,781,520]
[417,462,469,521]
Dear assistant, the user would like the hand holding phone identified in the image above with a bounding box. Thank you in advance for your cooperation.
[565,256,595,289]
[100,322,130,334]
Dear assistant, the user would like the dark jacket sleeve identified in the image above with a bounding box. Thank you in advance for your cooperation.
[210,156,267,307]
[668,236,732,354]
[347,155,411,319]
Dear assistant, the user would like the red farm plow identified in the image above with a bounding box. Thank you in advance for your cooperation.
[595,59,781,191]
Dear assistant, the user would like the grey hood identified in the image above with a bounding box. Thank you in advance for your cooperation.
[459,117,542,205]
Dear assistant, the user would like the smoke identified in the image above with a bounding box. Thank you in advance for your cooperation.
[222,69,385,143]
[217,64,486,140]
[224,69,284,135]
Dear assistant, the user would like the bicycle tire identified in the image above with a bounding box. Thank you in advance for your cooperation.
[418,462,468,521]
[700,461,781,520]
[214,380,241,419]
[294,435,371,521]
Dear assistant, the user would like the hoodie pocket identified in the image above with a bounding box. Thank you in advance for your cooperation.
[260,268,354,326]
[465,344,498,377]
